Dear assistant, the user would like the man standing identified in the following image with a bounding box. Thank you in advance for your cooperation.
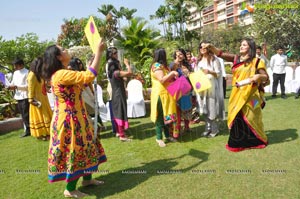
[256,46,269,68]
[270,46,288,99]
[7,58,30,137]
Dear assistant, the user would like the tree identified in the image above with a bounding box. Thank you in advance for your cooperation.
[117,18,161,68]
[252,0,300,60]
[153,0,207,47]
[150,5,168,36]
[98,5,137,30]
[0,33,51,69]
[201,24,248,54]
[57,17,105,48]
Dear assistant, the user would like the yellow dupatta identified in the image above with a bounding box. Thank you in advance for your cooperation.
[227,58,267,143]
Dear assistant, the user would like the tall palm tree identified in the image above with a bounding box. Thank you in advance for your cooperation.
[97,4,115,17]
[120,7,137,22]
[150,5,168,36]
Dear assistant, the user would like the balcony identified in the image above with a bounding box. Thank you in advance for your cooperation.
[203,5,214,14]
[226,0,233,5]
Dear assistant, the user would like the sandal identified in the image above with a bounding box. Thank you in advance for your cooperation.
[82,179,104,187]
[156,139,166,147]
[166,137,177,142]
[119,137,132,142]
[202,131,211,137]
[64,190,88,198]
[207,131,219,138]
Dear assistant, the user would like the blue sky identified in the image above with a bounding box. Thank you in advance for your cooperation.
[0,0,164,41]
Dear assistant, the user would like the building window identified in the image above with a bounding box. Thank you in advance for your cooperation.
[218,9,225,16]
[226,0,233,4]
[218,0,225,5]
[227,17,234,24]
[203,5,214,13]
[226,6,234,15]
[204,13,214,22]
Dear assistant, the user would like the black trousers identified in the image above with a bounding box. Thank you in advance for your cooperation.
[17,99,30,134]
[272,73,286,96]
[223,77,227,98]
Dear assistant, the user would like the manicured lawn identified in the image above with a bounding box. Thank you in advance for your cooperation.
[0,92,299,199]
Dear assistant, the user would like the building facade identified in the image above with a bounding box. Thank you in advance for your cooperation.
[187,0,255,31]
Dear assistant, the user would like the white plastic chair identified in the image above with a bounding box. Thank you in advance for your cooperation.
[96,84,109,122]
[294,67,300,92]
[284,67,298,93]
[264,68,272,93]
[127,79,146,118]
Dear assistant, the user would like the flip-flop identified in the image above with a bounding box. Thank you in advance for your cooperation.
[82,179,104,187]
[64,190,88,198]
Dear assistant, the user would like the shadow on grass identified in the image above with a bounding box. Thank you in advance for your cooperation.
[80,149,209,198]
[101,119,230,142]
[266,128,298,145]
[178,119,229,143]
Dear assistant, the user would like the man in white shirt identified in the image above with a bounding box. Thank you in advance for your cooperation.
[270,46,288,99]
[7,58,30,137]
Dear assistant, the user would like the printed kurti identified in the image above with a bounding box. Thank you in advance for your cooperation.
[227,58,268,151]
[28,71,52,137]
[150,63,177,132]
[48,69,106,182]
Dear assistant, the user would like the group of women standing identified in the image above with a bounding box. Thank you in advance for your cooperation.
[26,37,269,197]
[150,38,269,152]
[150,44,225,148]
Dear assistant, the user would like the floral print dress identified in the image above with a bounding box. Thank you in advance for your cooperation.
[48,69,106,182]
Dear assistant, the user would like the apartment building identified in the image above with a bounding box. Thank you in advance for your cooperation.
[187,0,255,31]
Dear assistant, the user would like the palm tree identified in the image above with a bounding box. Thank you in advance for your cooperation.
[120,7,137,22]
[118,18,160,68]
[150,5,168,37]
[97,4,115,17]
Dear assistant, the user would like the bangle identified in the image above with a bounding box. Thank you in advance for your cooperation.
[217,50,223,57]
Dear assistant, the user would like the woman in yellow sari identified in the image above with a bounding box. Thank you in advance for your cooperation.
[206,38,269,152]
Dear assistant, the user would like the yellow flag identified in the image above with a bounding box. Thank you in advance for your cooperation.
[189,70,212,93]
[84,16,101,53]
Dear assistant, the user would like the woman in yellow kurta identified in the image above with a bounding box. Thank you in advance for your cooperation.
[150,48,178,147]
[206,38,269,152]
[42,41,107,198]
[28,57,52,140]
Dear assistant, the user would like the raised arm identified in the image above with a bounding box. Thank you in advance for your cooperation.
[203,43,235,62]
[119,58,133,77]
[89,39,106,73]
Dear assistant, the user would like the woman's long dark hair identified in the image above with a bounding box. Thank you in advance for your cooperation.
[30,57,43,82]
[42,45,64,80]
[152,48,167,67]
[69,58,84,71]
[106,47,120,79]
[241,38,256,63]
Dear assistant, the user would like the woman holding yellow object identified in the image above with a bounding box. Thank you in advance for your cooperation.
[205,38,269,152]
[42,40,107,198]
[28,57,52,140]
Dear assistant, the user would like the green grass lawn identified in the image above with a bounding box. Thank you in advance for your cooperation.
[0,92,300,199]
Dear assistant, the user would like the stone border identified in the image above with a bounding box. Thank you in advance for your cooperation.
[0,117,23,134]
